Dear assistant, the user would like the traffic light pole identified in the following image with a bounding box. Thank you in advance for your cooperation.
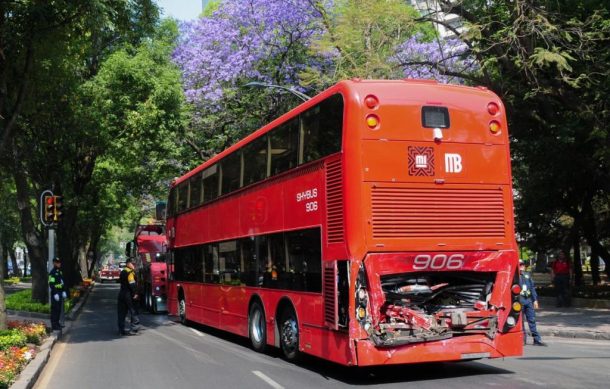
[47,228,55,273]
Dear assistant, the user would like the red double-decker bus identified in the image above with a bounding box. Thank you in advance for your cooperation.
[165,79,523,366]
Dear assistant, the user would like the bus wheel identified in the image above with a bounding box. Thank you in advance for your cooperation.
[178,297,187,324]
[249,302,267,352]
[279,308,300,361]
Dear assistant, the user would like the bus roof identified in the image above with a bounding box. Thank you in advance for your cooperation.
[172,79,500,187]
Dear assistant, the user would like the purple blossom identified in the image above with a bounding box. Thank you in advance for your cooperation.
[173,0,332,109]
[391,34,476,83]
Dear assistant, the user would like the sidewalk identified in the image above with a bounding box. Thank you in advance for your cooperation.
[534,298,610,340]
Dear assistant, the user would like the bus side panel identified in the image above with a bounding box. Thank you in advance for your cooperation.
[282,167,325,232]
[184,282,203,322]
[201,284,221,328]
[220,285,249,337]
[301,326,354,366]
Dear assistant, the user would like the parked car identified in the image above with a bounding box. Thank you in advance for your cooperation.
[98,265,120,283]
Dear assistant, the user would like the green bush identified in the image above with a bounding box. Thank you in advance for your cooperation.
[6,289,76,314]
[0,330,27,350]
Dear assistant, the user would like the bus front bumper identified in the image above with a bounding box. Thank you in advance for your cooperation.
[355,331,522,366]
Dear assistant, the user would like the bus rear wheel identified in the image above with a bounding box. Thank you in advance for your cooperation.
[279,308,300,361]
[249,302,267,353]
[178,296,187,324]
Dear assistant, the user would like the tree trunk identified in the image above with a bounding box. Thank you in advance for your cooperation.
[572,235,583,287]
[0,232,7,330]
[13,156,48,303]
[23,248,28,277]
[591,245,600,286]
[9,248,20,277]
[1,245,7,279]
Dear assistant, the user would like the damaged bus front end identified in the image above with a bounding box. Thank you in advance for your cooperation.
[353,251,523,365]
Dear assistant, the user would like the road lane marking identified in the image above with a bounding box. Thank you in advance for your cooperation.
[147,328,218,364]
[252,371,284,389]
[190,328,205,337]
[34,337,67,388]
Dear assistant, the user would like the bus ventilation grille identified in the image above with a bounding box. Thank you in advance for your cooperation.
[371,187,506,238]
[326,159,344,244]
[323,261,338,329]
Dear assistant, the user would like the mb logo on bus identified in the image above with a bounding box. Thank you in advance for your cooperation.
[444,153,463,173]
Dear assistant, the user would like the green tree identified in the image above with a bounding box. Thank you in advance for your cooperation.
[417,0,610,284]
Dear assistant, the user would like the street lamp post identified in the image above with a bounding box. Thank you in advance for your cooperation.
[244,81,311,102]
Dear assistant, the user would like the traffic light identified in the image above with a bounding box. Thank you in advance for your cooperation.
[44,195,55,223]
[53,195,63,222]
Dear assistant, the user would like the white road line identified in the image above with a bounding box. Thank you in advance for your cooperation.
[190,327,204,337]
[252,370,284,389]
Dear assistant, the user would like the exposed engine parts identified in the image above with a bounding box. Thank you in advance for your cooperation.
[359,272,499,347]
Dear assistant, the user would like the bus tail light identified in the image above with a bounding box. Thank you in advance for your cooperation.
[511,284,521,294]
[487,102,499,115]
[489,120,501,134]
[512,302,522,312]
[366,114,380,129]
[364,95,379,109]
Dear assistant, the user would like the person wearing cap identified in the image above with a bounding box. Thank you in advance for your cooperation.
[519,259,547,346]
[48,257,67,331]
[117,258,140,335]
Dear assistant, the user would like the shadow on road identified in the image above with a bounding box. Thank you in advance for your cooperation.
[182,318,515,385]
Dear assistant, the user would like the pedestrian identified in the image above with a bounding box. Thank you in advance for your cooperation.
[519,259,547,346]
[551,250,571,307]
[117,258,140,336]
[48,257,67,332]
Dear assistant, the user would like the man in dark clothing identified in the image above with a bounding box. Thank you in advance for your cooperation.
[48,257,67,331]
[117,259,140,335]
[519,260,547,346]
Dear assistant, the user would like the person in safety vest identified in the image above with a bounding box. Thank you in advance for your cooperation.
[551,250,571,307]
[49,257,67,332]
[117,258,140,335]
[519,260,547,346]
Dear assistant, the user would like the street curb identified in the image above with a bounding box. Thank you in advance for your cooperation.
[538,329,610,341]
[10,284,95,389]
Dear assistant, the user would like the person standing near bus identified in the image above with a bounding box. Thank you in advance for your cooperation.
[117,258,140,335]
[519,260,547,346]
[551,251,571,307]
[49,257,67,332]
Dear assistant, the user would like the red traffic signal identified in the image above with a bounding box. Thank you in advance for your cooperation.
[44,195,55,223]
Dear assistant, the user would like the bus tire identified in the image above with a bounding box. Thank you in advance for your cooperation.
[178,295,187,324]
[249,301,267,353]
[279,307,300,361]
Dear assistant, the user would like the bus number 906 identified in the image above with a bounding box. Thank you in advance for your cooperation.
[412,254,464,270]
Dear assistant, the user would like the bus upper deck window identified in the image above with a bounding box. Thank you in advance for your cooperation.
[421,106,450,128]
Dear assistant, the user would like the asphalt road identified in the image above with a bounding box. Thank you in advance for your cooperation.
[35,283,610,389]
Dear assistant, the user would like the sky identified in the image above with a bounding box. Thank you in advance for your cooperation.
[155,0,207,21]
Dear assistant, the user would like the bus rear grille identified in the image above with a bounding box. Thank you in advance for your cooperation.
[323,262,337,329]
[371,187,506,238]
[326,159,344,244]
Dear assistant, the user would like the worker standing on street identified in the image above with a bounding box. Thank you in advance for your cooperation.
[519,259,547,346]
[48,257,67,332]
[117,259,140,336]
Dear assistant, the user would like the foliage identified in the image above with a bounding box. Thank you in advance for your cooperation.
[6,289,75,314]
[0,345,36,388]
[173,0,465,160]
[408,1,610,273]
[0,322,43,388]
